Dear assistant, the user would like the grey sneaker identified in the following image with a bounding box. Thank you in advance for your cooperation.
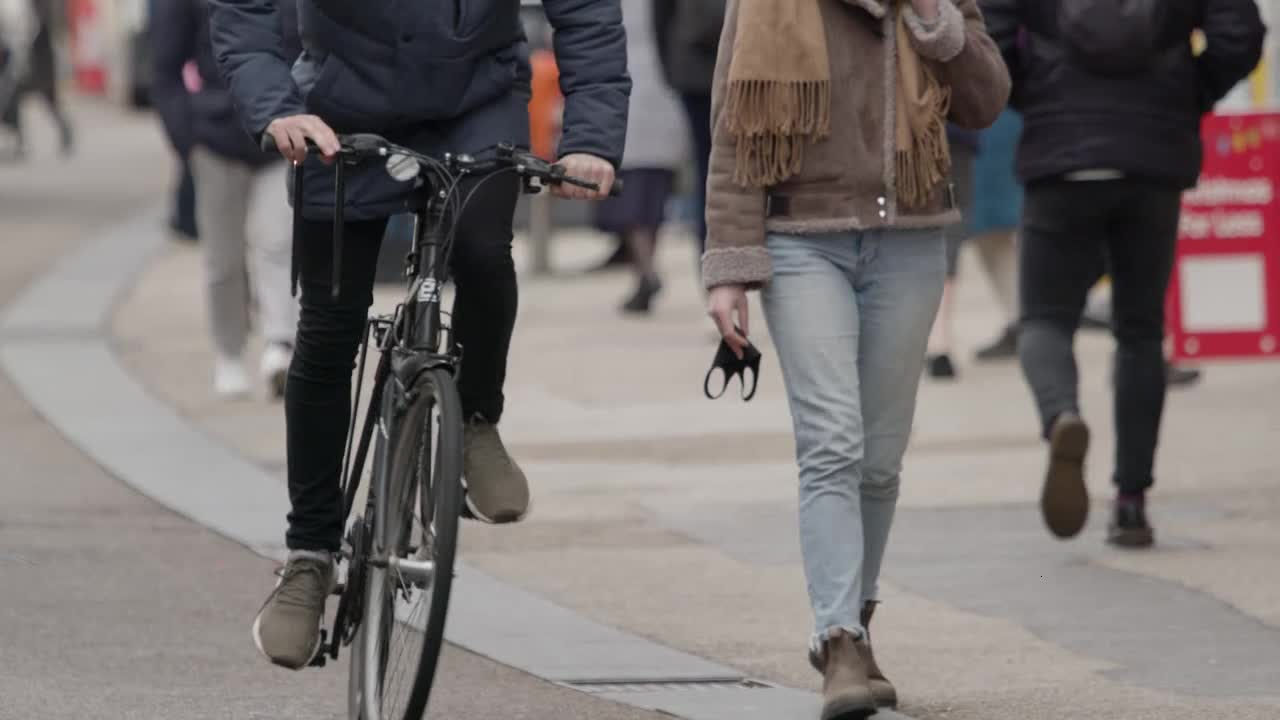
[463,418,530,524]
[252,550,335,669]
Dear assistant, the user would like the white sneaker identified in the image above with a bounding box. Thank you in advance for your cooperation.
[260,343,292,399]
[214,356,251,398]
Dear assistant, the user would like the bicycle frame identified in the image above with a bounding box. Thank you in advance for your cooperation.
[286,134,615,715]
[323,176,461,677]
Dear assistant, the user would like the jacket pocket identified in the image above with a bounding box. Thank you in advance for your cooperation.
[393,54,485,120]
[449,0,512,44]
[307,53,398,131]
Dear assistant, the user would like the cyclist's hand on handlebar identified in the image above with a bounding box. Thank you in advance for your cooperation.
[265,114,341,164]
[552,153,615,200]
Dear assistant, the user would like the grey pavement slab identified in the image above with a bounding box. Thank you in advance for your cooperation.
[111,217,1280,719]
[0,98,664,720]
[0,339,292,558]
[0,187,840,719]
[589,684,914,720]
[0,208,165,337]
[94,90,1280,719]
[650,498,1280,699]
[451,564,742,683]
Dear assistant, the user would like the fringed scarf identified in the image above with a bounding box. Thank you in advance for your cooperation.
[725,0,950,210]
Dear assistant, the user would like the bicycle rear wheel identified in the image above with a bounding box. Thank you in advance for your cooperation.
[357,367,463,720]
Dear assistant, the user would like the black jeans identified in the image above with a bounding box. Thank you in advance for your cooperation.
[1018,178,1180,495]
[285,175,519,551]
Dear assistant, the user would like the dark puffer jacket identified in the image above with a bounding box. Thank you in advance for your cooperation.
[981,0,1266,189]
[152,0,299,167]
[652,0,725,95]
[208,0,631,219]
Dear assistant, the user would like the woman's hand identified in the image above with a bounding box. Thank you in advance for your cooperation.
[910,0,940,21]
[707,284,751,358]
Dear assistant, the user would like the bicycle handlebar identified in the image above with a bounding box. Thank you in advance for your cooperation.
[261,132,624,197]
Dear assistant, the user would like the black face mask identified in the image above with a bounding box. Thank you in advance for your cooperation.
[704,334,762,402]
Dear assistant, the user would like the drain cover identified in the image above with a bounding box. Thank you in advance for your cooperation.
[562,678,773,694]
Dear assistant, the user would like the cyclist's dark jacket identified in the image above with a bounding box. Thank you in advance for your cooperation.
[152,0,300,167]
[208,0,631,220]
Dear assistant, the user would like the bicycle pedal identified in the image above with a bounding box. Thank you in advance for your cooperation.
[332,582,346,596]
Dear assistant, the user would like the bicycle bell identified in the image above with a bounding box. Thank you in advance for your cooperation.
[386,153,421,183]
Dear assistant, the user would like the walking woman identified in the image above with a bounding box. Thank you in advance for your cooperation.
[702,1,1008,717]
[596,0,686,314]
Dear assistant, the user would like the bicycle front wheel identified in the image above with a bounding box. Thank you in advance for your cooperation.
[361,367,463,720]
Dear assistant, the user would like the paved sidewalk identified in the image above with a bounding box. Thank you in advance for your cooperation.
[112,187,1280,719]
[0,99,665,720]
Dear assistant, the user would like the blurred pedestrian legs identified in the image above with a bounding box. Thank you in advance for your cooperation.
[652,0,724,260]
[190,150,296,397]
[924,125,977,379]
[151,0,301,397]
[926,110,1023,378]
[169,155,199,242]
[0,0,72,160]
[599,0,686,315]
[968,109,1024,362]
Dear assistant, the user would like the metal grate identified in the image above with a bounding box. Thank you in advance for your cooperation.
[562,678,774,694]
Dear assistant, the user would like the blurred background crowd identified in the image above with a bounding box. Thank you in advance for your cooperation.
[1,0,1276,394]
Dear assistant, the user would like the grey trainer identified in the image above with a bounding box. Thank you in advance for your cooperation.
[252,550,335,669]
[463,418,530,524]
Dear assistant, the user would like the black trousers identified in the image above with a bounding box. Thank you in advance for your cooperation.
[679,92,712,255]
[285,175,519,551]
[1018,178,1180,495]
[1,25,71,144]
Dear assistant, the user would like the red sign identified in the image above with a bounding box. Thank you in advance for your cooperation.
[68,0,106,94]
[1169,112,1280,361]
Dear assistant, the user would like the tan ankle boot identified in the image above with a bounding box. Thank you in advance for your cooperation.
[860,602,898,708]
[817,629,876,720]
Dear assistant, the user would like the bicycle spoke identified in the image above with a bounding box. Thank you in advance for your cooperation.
[364,368,461,720]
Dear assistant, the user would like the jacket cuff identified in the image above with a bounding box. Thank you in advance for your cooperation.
[903,0,966,63]
[702,246,772,290]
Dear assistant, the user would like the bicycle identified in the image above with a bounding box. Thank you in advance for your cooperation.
[266,132,621,720]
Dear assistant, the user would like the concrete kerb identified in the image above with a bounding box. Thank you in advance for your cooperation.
[0,209,916,720]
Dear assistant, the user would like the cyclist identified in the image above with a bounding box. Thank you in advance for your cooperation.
[208,0,629,669]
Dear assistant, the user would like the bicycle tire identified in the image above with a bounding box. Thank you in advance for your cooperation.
[358,367,463,720]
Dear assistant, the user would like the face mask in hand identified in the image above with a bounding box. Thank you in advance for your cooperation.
[704,334,762,402]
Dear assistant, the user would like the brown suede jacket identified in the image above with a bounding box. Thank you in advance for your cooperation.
[702,0,1011,289]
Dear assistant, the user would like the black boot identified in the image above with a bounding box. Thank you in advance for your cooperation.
[621,274,662,314]
[975,324,1019,362]
[1107,495,1154,548]
[926,353,957,379]
[1167,363,1202,388]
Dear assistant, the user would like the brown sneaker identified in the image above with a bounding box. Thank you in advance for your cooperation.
[252,550,335,669]
[815,629,876,720]
[1042,412,1090,539]
[859,602,898,708]
[463,418,530,524]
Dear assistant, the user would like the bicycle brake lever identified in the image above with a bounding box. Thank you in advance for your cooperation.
[343,133,389,156]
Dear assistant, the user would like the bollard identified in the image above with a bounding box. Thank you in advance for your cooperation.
[529,191,553,275]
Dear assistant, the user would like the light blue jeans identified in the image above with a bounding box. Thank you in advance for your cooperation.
[762,228,945,650]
